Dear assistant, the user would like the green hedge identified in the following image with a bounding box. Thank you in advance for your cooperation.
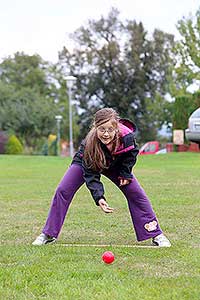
[5,135,23,154]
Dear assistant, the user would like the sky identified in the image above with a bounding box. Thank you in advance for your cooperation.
[0,0,200,63]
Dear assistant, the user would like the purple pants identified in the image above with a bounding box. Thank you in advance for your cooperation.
[43,163,162,241]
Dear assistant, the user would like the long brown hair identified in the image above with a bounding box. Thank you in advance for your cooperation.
[84,108,120,171]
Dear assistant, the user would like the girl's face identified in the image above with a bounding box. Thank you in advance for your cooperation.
[96,120,118,145]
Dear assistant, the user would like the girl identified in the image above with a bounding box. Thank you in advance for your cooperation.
[33,108,171,247]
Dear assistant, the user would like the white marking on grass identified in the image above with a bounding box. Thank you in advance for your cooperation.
[0,262,18,266]
[56,243,159,248]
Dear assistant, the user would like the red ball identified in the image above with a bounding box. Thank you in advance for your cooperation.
[102,251,115,264]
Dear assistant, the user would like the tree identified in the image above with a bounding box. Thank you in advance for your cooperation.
[172,8,200,94]
[0,53,61,148]
[173,91,200,131]
[0,84,55,147]
[59,8,175,142]
[0,52,79,149]
[170,7,200,133]
[0,52,49,95]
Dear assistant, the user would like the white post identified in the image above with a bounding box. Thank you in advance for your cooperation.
[66,76,77,157]
[55,115,63,156]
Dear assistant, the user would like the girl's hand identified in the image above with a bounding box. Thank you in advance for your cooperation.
[98,199,114,213]
[119,178,130,186]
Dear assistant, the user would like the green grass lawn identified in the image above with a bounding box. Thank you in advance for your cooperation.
[0,153,200,300]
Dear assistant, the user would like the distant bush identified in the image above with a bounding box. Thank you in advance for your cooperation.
[0,131,8,154]
[41,142,48,156]
[5,135,23,154]
[34,137,48,155]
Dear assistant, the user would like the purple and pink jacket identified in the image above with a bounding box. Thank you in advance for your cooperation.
[72,119,139,205]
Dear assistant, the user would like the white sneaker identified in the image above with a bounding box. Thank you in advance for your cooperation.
[32,233,56,246]
[152,234,171,247]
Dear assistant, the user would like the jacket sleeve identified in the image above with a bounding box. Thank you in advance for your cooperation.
[82,160,106,206]
[118,143,139,180]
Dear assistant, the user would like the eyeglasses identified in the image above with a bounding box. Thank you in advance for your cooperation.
[97,126,116,134]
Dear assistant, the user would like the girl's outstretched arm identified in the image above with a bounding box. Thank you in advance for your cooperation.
[119,178,130,186]
[98,199,114,213]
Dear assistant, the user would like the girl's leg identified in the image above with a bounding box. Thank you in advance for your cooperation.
[104,172,162,241]
[42,163,85,238]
